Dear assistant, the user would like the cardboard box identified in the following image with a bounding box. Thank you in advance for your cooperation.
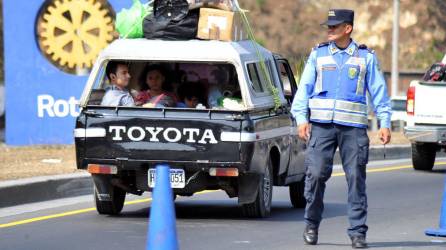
[197,8,247,41]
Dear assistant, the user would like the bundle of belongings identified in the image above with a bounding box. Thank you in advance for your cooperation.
[422,62,446,82]
[117,0,247,41]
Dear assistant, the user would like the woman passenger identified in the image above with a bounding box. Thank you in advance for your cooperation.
[135,65,177,107]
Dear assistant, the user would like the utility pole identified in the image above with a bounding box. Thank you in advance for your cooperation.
[391,0,400,97]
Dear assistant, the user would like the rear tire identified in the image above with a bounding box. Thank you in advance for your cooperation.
[94,185,126,215]
[412,143,436,171]
[242,157,273,218]
[289,180,306,208]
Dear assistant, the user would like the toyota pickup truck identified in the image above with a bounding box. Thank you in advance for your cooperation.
[404,75,446,170]
[74,39,307,217]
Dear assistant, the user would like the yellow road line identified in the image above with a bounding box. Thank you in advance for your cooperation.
[2,161,446,229]
[332,165,412,177]
[332,161,446,177]
[195,190,218,195]
[123,190,215,207]
[0,198,156,229]
[0,207,96,228]
[0,190,219,229]
[124,198,152,206]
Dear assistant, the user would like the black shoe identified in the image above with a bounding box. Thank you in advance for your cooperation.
[351,235,368,249]
[303,226,318,245]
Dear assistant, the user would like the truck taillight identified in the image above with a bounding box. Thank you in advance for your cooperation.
[406,86,415,115]
[88,164,118,175]
[209,167,239,177]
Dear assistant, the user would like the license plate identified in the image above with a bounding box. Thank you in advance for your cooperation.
[148,169,185,189]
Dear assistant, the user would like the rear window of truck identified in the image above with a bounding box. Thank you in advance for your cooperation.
[87,61,242,110]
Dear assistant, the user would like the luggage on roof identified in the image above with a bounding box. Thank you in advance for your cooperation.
[115,0,153,38]
[119,0,246,41]
[197,8,246,41]
[423,63,446,81]
[143,9,199,40]
[154,0,189,21]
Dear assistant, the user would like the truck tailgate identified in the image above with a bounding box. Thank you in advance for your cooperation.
[83,108,242,163]
[414,82,446,125]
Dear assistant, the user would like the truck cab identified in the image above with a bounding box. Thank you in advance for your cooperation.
[75,39,307,217]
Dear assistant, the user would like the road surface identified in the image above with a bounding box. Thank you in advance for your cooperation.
[1,158,446,249]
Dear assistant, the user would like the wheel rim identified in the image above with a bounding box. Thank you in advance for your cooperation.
[263,167,271,208]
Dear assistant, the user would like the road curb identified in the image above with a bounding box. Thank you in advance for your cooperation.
[0,144,417,208]
[0,173,92,208]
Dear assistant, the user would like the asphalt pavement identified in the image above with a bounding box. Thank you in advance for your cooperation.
[0,144,417,208]
[1,158,446,250]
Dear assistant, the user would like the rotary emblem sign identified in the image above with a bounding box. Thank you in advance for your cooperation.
[4,1,128,145]
[36,0,115,74]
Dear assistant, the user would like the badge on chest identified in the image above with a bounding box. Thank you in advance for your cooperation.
[348,67,358,79]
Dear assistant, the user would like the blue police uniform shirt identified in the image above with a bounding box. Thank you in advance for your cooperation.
[291,40,392,128]
[101,85,135,107]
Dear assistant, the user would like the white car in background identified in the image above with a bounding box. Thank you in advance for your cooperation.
[390,96,407,123]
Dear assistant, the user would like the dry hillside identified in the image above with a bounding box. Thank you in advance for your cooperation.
[241,0,446,71]
[0,1,445,76]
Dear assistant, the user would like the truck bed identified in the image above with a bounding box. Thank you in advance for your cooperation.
[412,81,446,125]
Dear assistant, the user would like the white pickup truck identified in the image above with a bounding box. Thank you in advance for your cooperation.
[404,64,446,170]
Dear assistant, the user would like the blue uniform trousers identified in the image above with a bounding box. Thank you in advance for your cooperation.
[304,122,369,237]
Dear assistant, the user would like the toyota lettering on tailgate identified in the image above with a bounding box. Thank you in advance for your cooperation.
[108,126,218,144]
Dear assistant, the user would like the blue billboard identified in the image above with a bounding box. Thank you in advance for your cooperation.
[4,0,129,145]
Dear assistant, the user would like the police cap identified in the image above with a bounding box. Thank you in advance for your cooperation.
[321,9,354,26]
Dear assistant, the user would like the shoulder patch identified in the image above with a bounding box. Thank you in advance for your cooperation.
[358,44,375,53]
[317,42,330,48]
[312,42,329,51]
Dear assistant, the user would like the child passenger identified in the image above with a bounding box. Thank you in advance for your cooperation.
[176,82,206,108]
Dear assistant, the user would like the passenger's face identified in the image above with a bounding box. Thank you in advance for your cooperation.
[185,96,199,108]
[111,64,131,88]
[146,70,165,92]
[327,23,351,42]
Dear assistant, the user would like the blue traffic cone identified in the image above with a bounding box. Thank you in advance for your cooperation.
[147,164,179,249]
[425,177,446,237]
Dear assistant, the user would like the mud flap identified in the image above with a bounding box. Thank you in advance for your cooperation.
[92,174,113,202]
[237,172,262,205]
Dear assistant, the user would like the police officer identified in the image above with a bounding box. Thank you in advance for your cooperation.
[291,9,392,248]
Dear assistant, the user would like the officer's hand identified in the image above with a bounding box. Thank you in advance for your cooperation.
[298,123,311,142]
[379,128,391,145]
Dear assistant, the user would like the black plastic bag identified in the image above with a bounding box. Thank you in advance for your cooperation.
[154,0,189,21]
[143,9,199,40]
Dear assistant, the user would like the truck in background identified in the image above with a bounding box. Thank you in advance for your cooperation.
[404,56,446,170]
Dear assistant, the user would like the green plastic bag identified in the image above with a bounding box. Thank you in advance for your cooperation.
[115,0,153,38]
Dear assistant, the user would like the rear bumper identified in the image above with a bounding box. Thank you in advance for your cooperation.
[404,125,446,144]
[78,158,246,171]
[86,160,254,198]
